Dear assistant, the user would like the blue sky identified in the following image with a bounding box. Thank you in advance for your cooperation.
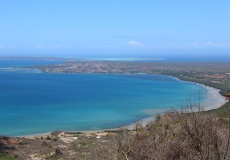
[0,0,230,60]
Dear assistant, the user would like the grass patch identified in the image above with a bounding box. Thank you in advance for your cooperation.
[19,140,29,145]
[0,153,14,160]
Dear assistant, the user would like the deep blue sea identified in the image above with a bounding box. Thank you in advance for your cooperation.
[0,60,206,136]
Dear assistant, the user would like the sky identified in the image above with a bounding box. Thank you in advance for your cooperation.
[0,0,230,61]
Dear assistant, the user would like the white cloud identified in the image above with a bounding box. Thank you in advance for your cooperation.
[35,44,46,48]
[190,42,200,48]
[204,42,215,46]
[127,40,140,46]
[189,41,230,49]
[126,40,152,49]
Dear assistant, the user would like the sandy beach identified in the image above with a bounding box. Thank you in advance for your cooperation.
[126,83,229,130]
[199,84,228,110]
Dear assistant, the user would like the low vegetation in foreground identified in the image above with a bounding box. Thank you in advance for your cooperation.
[115,106,230,160]
[0,105,230,160]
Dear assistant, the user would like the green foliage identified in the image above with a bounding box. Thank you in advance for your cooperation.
[46,135,51,140]
[19,140,28,145]
[178,77,228,96]
[0,153,14,160]
[204,101,230,117]
[7,146,16,150]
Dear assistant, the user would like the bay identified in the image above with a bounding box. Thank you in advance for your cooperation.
[0,60,206,136]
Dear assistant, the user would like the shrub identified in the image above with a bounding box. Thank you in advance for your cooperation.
[113,105,230,160]
[0,153,14,160]
[46,135,52,140]
[19,140,29,145]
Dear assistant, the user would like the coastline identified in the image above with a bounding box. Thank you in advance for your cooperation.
[17,77,228,138]
[0,61,223,138]
[196,84,228,111]
[125,82,228,130]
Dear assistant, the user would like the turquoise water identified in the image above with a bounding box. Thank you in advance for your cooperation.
[0,60,206,136]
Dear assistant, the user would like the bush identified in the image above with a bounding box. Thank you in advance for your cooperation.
[46,135,52,140]
[19,140,28,145]
[113,105,230,160]
[0,153,14,160]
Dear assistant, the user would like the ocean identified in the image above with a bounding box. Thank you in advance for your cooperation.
[0,60,206,136]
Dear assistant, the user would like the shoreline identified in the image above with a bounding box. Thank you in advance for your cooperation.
[125,82,228,130]
[18,77,228,138]
[196,84,228,111]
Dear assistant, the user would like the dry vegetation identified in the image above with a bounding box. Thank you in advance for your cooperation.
[114,105,230,160]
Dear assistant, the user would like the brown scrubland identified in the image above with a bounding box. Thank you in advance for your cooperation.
[114,105,230,160]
